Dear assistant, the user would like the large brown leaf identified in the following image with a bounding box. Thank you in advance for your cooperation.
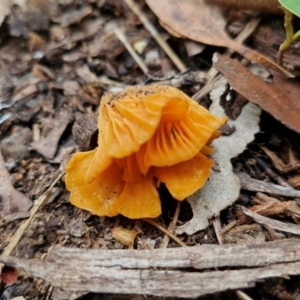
[146,0,294,77]
[213,53,300,134]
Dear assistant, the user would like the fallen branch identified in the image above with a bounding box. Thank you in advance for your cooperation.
[237,172,300,197]
[241,206,300,235]
[1,239,300,298]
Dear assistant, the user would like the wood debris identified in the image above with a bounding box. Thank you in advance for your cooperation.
[0,150,32,216]
[241,206,300,236]
[1,239,300,298]
[238,172,300,198]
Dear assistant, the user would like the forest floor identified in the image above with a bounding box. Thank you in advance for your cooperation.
[1,0,300,299]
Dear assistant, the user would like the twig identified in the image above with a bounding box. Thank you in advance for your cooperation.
[143,218,187,247]
[160,202,181,248]
[236,290,254,300]
[237,172,300,198]
[241,206,300,235]
[226,224,259,234]
[254,155,289,186]
[221,220,237,234]
[254,192,300,223]
[113,26,149,75]
[193,18,260,101]
[212,216,224,245]
[124,0,187,72]
[1,171,65,259]
[260,146,300,173]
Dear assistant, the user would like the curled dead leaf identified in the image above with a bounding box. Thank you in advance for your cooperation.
[112,227,137,249]
[213,53,300,134]
[146,0,294,77]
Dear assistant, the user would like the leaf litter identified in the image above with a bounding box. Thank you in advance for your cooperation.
[1,0,300,299]
[145,0,294,77]
[213,53,300,134]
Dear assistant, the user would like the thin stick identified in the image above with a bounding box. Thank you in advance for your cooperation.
[212,216,224,245]
[241,206,300,235]
[221,220,237,234]
[143,218,187,247]
[160,202,181,248]
[114,26,149,75]
[124,0,187,72]
[2,171,65,258]
[193,18,261,101]
[254,155,289,187]
[236,290,254,300]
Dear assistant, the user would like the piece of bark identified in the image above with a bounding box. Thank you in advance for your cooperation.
[72,113,98,151]
[0,150,32,215]
[241,206,300,235]
[47,238,300,268]
[251,201,293,217]
[261,146,300,174]
[237,172,300,198]
[1,239,300,298]
[254,192,300,221]
[288,175,300,189]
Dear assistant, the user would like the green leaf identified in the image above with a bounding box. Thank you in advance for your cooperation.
[278,0,300,18]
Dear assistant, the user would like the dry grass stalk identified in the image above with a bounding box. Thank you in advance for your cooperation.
[113,26,149,75]
[1,171,64,265]
[160,202,181,248]
[143,218,187,247]
[124,0,187,72]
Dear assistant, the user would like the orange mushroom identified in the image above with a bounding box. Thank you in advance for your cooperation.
[65,85,227,219]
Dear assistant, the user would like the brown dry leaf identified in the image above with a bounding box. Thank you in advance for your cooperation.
[213,53,300,134]
[111,227,137,249]
[145,0,293,77]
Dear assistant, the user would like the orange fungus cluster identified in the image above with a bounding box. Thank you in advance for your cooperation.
[65,85,227,219]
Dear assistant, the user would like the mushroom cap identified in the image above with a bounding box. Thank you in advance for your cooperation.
[66,85,227,219]
[86,85,226,182]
